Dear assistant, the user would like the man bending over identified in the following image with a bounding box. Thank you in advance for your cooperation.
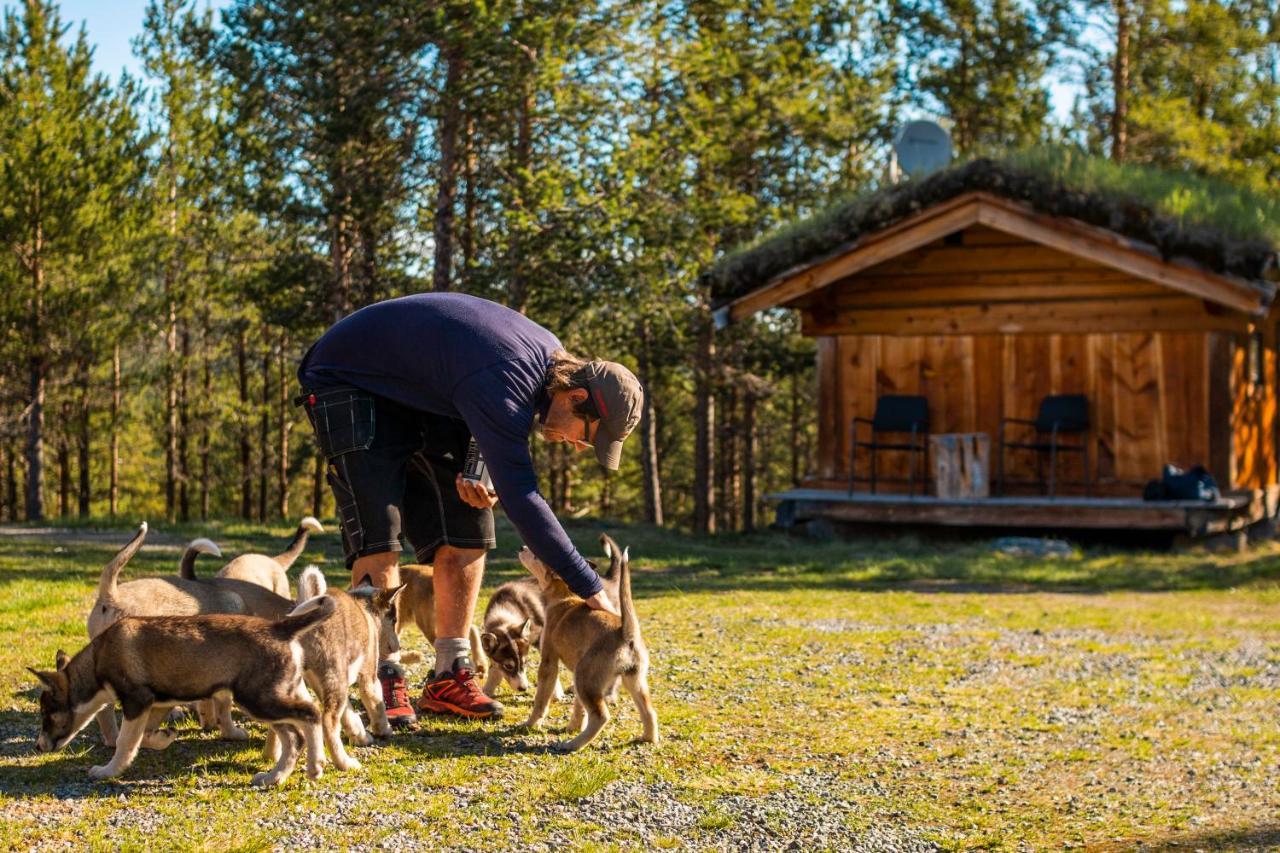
[297,292,642,725]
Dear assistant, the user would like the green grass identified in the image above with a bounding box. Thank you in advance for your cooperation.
[2,517,1280,849]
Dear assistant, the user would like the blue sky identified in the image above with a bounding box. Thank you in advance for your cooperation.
[58,0,1082,124]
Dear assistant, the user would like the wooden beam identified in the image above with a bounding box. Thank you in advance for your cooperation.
[724,194,983,321]
[831,280,1168,309]
[974,195,1269,315]
[802,297,1250,337]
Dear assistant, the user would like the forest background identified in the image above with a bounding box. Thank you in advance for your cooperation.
[0,0,1275,533]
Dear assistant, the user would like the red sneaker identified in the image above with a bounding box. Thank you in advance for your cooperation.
[417,657,505,720]
[378,661,418,729]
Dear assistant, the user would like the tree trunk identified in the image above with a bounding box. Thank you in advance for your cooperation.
[25,219,46,521]
[277,330,291,519]
[200,328,211,520]
[600,468,612,516]
[636,323,664,526]
[1112,0,1130,162]
[58,404,71,518]
[693,309,715,534]
[238,326,252,519]
[110,344,121,517]
[258,336,271,522]
[508,47,536,313]
[461,116,476,288]
[433,44,464,292]
[742,390,757,533]
[165,294,178,524]
[329,201,355,321]
[77,356,91,517]
[178,324,191,522]
[5,442,18,521]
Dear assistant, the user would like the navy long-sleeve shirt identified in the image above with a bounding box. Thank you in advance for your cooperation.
[298,293,602,599]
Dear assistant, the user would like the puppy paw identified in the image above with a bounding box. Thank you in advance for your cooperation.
[629,735,659,746]
[334,756,362,772]
[370,724,393,739]
[549,740,579,753]
[221,726,250,742]
[250,770,284,788]
[349,730,373,747]
[87,764,118,780]
[142,730,176,751]
[306,765,324,781]
[518,718,543,731]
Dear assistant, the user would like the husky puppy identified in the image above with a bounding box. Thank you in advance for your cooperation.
[88,527,296,746]
[518,541,658,752]
[391,563,487,674]
[30,597,335,786]
[482,534,622,696]
[274,566,402,771]
[214,516,324,597]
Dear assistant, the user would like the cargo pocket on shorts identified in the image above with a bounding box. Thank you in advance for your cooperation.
[326,462,364,554]
[309,387,376,459]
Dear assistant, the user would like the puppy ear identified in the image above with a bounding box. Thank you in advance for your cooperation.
[519,618,532,640]
[375,583,407,610]
[480,631,497,653]
[28,667,61,691]
[55,650,70,671]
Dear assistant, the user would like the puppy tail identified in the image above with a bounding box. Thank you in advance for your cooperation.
[599,533,623,584]
[273,516,324,569]
[275,594,336,639]
[97,522,149,604]
[618,544,641,645]
[296,565,327,604]
[178,538,222,580]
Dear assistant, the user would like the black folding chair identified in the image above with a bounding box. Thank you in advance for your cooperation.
[997,394,1091,497]
[848,395,930,496]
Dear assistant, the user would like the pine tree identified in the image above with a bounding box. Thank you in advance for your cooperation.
[0,1,144,520]
[896,0,1074,151]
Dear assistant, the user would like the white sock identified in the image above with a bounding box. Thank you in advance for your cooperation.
[433,637,472,675]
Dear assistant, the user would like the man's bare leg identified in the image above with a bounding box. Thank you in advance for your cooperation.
[351,551,400,590]
[432,545,485,641]
[418,545,504,718]
[352,551,416,729]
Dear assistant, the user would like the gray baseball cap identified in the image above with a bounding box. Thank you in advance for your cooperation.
[572,361,643,470]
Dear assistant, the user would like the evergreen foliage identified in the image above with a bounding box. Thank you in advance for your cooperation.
[0,0,1273,531]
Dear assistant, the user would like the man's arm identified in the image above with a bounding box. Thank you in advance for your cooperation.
[454,385,603,601]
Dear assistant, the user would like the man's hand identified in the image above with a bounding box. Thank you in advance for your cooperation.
[583,589,620,617]
[455,474,499,509]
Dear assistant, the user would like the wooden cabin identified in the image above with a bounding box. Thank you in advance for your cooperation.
[710,158,1279,537]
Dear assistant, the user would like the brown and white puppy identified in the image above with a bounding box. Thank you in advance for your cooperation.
[518,541,658,752]
[30,597,335,787]
[214,516,324,597]
[86,526,274,748]
[391,564,487,674]
[273,566,402,772]
[482,533,623,697]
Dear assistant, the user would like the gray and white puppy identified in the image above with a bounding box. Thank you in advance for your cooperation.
[480,533,622,696]
[214,516,324,597]
[31,596,335,787]
[273,566,403,772]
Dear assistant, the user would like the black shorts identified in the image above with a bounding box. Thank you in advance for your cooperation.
[300,386,496,568]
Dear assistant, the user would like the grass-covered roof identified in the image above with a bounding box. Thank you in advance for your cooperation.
[706,147,1280,304]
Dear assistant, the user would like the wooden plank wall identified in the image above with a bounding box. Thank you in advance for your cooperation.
[1230,327,1278,489]
[822,331,1245,495]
